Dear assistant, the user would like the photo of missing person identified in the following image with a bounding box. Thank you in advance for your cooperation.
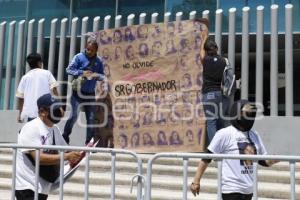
[167,22,175,37]
[157,131,168,145]
[143,132,155,146]
[99,30,112,45]
[118,114,127,130]
[142,111,153,126]
[137,25,148,40]
[183,108,193,126]
[113,29,122,44]
[102,48,112,62]
[114,46,122,61]
[130,112,140,129]
[131,132,140,148]
[152,25,162,38]
[139,43,149,58]
[166,39,177,55]
[124,27,135,42]
[194,35,202,49]
[238,142,257,166]
[196,91,202,104]
[125,45,136,60]
[156,112,167,125]
[186,129,194,142]
[181,73,192,90]
[182,91,193,104]
[178,22,184,33]
[104,64,111,78]
[152,41,163,57]
[195,53,202,68]
[168,111,181,124]
[180,38,191,53]
[197,128,202,144]
[118,134,128,149]
[196,71,203,89]
[178,54,188,71]
[170,131,183,145]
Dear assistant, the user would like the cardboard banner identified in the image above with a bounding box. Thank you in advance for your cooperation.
[97,19,208,153]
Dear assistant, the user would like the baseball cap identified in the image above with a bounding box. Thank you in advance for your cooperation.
[37,93,60,109]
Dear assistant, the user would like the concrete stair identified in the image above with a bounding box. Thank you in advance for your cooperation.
[0,148,299,200]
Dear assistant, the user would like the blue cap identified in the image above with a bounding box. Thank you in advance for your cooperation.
[37,93,59,109]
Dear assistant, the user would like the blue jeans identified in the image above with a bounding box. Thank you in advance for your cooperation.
[202,91,230,144]
[63,92,96,144]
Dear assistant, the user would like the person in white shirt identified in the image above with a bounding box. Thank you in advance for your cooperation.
[15,93,81,200]
[16,53,59,123]
[190,100,279,200]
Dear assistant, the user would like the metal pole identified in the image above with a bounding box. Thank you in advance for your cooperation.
[164,12,171,23]
[59,151,64,200]
[290,162,296,200]
[104,15,111,30]
[57,18,68,94]
[189,11,197,20]
[256,6,264,107]
[241,6,250,100]
[37,18,45,56]
[285,4,293,116]
[127,14,135,26]
[202,10,209,20]
[10,148,17,200]
[182,158,188,200]
[111,152,116,200]
[151,13,159,24]
[80,17,89,52]
[0,21,6,100]
[115,15,122,28]
[26,19,35,72]
[84,152,90,200]
[228,7,236,72]
[34,150,40,200]
[175,12,183,22]
[253,161,258,200]
[139,13,146,25]
[270,4,278,116]
[13,20,26,110]
[48,18,58,74]
[217,161,222,200]
[215,9,223,54]
[92,16,100,32]
[115,0,119,16]
[3,21,16,110]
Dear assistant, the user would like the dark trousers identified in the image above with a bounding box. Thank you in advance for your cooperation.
[222,193,253,200]
[63,92,96,144]
[15,189,48,200]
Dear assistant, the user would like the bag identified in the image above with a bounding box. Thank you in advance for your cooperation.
[221,58,236,97]
[71,57,97,92]
[27,132,60,183]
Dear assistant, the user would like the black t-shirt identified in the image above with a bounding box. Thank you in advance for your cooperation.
[202,55,226,94]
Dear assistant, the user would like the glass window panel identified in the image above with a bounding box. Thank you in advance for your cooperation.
[0,0,27,22]
[118,0,164,25]
[73,0,116,30]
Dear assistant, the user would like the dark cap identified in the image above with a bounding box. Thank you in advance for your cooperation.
[37,93,60,109]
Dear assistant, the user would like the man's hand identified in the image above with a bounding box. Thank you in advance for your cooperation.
[190,182,200,196]
[65,151,82,163]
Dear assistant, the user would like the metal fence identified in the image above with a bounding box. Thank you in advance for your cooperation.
[145,153,300,200]
[0,3,295,115]
[0,144,144,200]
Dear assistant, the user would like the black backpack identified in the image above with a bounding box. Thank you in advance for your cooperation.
[221,58,236,97]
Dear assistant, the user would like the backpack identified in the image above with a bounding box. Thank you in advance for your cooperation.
[221,58,236,97]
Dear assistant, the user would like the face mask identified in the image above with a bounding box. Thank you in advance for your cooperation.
[48,106,63,124]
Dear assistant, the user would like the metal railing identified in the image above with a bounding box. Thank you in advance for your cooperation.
[0,3,295,116]
[145,153,300,200]
[0,144,144,200]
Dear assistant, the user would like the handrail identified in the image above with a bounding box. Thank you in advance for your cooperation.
[145,152,300,200]
[0,144,144,200]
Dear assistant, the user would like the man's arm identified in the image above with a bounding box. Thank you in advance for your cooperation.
[17,98,24,123]
[66,55,84,76]
[51,87,59,97]
[258,160,280,167]
[28,150,81,166]
[190,160,209,196]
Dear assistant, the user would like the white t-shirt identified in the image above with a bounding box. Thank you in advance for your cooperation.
[208,125,267,194]
[16,117,67,194]
[16,68,58,120]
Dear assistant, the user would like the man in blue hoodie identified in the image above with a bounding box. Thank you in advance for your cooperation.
[63,38,105,144]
